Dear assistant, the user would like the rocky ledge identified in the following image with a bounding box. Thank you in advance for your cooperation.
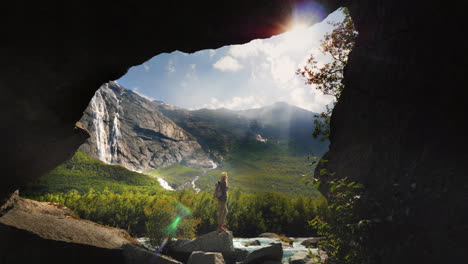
[0,195,180,264]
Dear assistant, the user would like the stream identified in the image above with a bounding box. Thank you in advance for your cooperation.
[137,236,319,263]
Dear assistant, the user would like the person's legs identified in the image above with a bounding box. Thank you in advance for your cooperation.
[218,199,228,230]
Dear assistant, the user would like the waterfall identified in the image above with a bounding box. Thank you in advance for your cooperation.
[89,83,122,164]
[108,86,122,164]
[90,89,112,163]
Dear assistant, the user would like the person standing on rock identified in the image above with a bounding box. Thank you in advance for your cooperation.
[215,172,229,231]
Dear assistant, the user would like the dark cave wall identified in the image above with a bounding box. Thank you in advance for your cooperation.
[320,1,467,263]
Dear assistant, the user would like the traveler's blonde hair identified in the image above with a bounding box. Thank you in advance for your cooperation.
[220,172,228,180]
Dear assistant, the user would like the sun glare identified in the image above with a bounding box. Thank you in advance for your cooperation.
[289,22,308,33]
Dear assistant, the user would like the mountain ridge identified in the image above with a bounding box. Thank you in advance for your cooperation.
[77,81,328,195]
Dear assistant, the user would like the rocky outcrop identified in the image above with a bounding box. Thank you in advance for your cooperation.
[0,190,18,217]
[243,240,261,247]
[79,81,215,171]
[187,251,225,264]
[166,231,235,263]
[0,196,180,264]
[243,243,283,264]
[166,231,251,264]
[175,231,234,253]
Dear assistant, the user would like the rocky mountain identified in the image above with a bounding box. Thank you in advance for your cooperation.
[79,82,214,172]
[79,82,328,173]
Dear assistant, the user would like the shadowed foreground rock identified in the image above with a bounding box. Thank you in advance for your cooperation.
[166,231,236,263]
[0,196,180,264]
[187,251,225,264]
[288,251,315,264]
[243,243,283,264]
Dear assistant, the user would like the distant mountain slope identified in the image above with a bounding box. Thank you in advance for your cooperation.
[235,102,329,156]
[154,101,328,159]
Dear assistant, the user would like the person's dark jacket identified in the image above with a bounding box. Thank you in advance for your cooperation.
[218,179,229,201]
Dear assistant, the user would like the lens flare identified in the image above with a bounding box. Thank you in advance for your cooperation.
[288,1,326,32]
[153,202,193,259]
[176,202,192,216]
[164,216,181,237]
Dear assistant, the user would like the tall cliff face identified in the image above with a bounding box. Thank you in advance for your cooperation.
[79,82,214,171]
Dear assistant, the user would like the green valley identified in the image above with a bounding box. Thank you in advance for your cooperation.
[149,140,322,197]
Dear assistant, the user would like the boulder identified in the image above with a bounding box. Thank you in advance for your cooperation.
[123,243,181,264]
[224,248,249,263]
[176,231,234,252]
[243,243,283,264]
[300,238,325,248]
[258,233,281,239]
[187,251,225,264]
[166,231,235,263]
[243,240,261,247]
[288,251,315,264]
[0,197,181,264]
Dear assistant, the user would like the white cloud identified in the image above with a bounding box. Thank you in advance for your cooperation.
[209,50,216,58]
[167,60,176,73]
[213,56,243,72]
[229,39,263,58]
[185,64,197,78]
[270,56,297,85]
[200,96,263,110]
[143,63,150,72]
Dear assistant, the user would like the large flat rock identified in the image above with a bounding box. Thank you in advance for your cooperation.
[176,231,235,253]
[0,197,181,264]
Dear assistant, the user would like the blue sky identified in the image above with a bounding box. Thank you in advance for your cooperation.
[117,9,344,113]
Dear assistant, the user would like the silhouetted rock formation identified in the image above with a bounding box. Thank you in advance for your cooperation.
[166,231,235,263]
[187,251,225,264]
[0,196,180,264]
[243,243,283,264]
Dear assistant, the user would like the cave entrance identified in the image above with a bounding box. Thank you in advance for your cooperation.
[77,8,348,195]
